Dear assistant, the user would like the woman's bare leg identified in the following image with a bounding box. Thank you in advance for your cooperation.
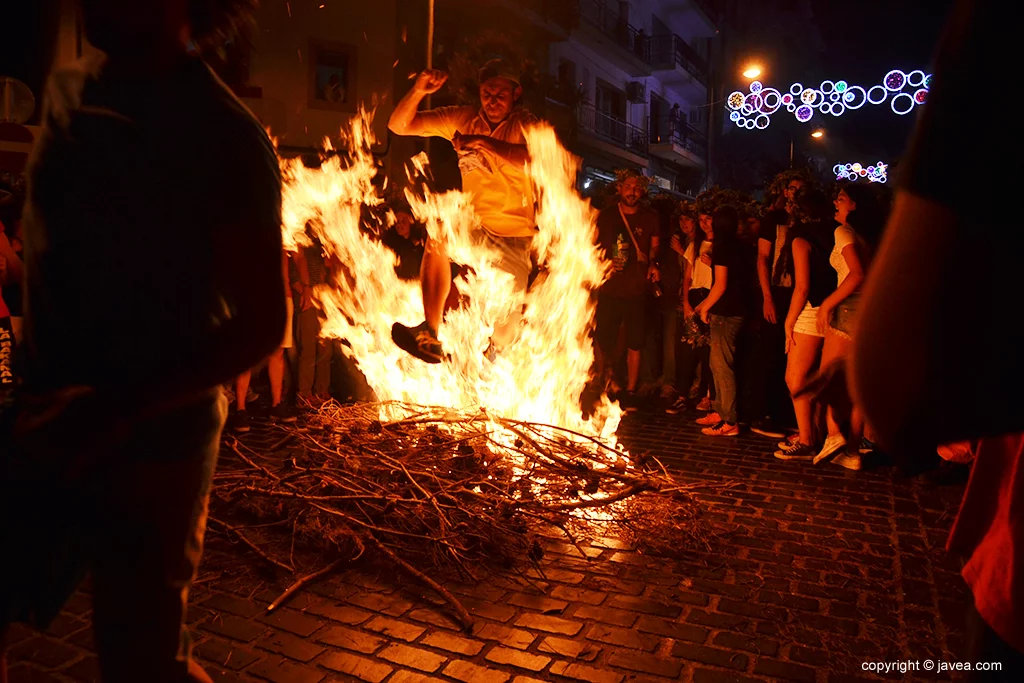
[786,333,824,445]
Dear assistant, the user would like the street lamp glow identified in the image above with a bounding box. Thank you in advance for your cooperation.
[742,65,762,79]
[811,129,825,139]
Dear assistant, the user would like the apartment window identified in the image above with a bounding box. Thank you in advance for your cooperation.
[308,40,358,112]
[595,80,626,120]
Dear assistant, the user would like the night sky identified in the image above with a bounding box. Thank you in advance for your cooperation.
[808,0,954,163]
[727,0,955,176]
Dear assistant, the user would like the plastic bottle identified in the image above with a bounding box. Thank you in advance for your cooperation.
[615,233,628,266]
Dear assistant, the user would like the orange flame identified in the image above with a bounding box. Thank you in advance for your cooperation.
[279,109,622,446]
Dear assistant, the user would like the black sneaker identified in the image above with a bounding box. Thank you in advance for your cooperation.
[665,396,688,415]
[392,321,444,364]
[271,403,297,423]
[750,418,786,439]
[774,442,816,461]
[618,390,639,413]
[231,410,252,433]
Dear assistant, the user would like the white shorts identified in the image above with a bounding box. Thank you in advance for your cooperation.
[282,297,294,349]
[793,302,824,338]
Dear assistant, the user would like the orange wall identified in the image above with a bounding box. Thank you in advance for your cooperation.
[244,0,398,153]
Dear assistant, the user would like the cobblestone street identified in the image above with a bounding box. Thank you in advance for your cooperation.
[6,411,971,683]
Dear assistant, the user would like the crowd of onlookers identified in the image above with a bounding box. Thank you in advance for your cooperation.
[589,168,890,470]
[3,168,888,470]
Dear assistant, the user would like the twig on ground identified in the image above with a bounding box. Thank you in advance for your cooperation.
[266,558,347,614]
[210,400,715,620]
[366,532,474,631]
[208,517,295,573]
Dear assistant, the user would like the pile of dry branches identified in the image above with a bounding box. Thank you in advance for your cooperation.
[209,401,709,628]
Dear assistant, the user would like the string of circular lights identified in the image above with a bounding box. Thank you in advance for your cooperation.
[835,161,888,183]
[727,69,931,130]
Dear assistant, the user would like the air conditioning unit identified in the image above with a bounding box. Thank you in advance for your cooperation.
[626,81,646,103]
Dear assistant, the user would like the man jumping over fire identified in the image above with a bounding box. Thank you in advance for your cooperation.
[388,58,539,363]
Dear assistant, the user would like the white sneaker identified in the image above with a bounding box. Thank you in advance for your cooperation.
[833,452,862,470]
[814,433,848,465]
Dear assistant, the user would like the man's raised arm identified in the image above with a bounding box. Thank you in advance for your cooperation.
[388,70,449,137]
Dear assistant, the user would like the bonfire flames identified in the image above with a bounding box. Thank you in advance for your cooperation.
[279,110,619,437]
[210,111,702,623]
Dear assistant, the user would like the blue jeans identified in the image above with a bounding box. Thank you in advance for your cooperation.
[710,314,744,424]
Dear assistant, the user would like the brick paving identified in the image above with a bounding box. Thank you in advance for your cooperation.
[5,410,972,682]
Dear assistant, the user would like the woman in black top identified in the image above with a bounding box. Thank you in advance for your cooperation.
[775,187,837,459]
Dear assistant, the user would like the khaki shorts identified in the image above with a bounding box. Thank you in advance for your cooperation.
[474,230,533,292]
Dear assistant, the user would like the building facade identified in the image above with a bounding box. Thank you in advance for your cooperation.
[393,0,722,200]
[552,0,719,199]
[17,1,724,199]
[237,0,398,172]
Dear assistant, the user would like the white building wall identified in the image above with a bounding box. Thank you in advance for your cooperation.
[552,1,713,130]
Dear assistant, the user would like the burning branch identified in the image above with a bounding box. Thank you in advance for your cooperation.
[209,401,710,629]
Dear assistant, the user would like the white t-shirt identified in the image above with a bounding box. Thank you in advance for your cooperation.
[684,240,714,290]
[830,225,858,286]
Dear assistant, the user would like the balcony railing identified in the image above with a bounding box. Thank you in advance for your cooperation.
[577,0,649,63]
[578,103,648,157]
[647,34,709,86]
[649,119,707,159]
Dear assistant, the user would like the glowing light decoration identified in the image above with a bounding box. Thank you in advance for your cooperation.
[884,70,906,91]
[761,89,782,113]
[843,85,867,109]
[835,161,888,183]
[891,92,914,115]
[727,68,930,130]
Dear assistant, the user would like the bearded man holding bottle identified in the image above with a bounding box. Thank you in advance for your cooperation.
[593,170,661,410]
